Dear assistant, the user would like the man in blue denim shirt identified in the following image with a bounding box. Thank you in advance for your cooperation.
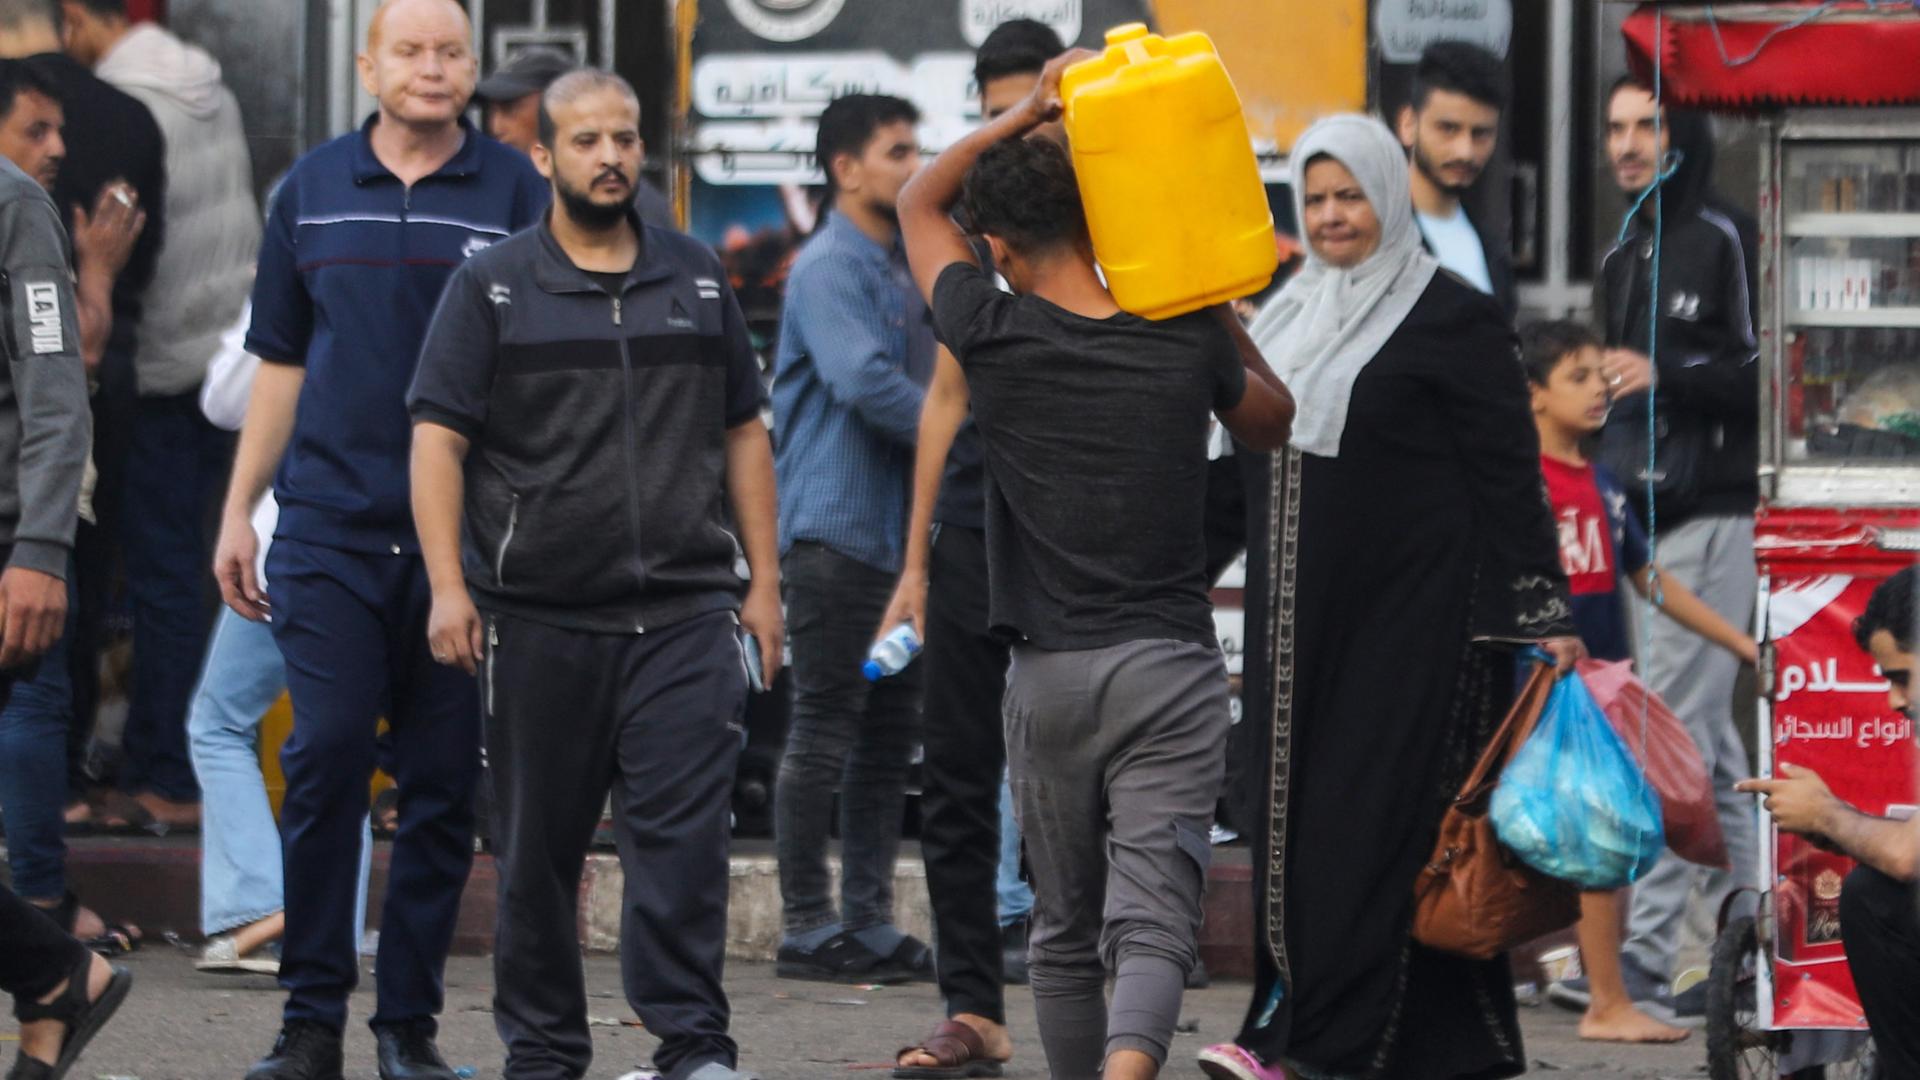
[770,92,936,983]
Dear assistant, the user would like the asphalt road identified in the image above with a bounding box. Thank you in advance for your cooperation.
[9,952,1717,1080]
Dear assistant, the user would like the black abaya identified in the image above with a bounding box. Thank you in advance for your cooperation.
[1236,275,1574,1080]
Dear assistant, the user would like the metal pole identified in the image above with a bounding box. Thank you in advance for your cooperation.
[1545,0,1574,314]
[601,0,616,69]
[328,0,354,136]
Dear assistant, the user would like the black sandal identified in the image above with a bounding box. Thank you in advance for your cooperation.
[6,953,132,1080]
[36,894,141,957]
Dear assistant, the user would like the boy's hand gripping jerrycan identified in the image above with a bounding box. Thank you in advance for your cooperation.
[1061,23,1278,321]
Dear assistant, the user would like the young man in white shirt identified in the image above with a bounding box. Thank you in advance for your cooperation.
[1396,41,1513,316]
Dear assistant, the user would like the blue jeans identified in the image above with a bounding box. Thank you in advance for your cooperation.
[996,776,1032,926]
[188,607,373,940]
[0,574,77,901]
[119,391,232,802]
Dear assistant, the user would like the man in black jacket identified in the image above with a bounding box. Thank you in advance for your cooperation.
[1397,41,1515,318]
[409,70,780,1080]
[1592,73,1760,1023]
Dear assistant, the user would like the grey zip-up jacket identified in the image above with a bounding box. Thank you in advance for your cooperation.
[408,209,766,634]
[0,158,91,576]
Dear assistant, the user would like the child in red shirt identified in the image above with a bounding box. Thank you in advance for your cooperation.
[1525,320,1757,1043]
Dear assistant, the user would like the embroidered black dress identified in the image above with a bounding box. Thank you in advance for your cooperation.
[1235,275,1574,1080]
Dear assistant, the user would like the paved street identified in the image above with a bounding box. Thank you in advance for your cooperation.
[12,952,1713,1079]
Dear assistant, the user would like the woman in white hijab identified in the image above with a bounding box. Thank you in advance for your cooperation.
[1201,115,1579,1080]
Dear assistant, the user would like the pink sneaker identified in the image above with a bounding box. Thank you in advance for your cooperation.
[1197,1043,1289,1080]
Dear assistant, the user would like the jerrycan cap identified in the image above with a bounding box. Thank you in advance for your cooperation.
[1105,22,1151,46]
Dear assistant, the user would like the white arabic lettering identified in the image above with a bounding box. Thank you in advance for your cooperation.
[1775,658,1893,701]
[1775,714,1914,747]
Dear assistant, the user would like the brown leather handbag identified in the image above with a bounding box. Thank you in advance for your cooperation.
[1411,661,1581,960]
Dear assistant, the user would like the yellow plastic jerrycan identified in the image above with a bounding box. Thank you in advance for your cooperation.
[1062,24,1277,321]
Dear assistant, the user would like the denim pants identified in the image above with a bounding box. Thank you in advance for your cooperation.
[996,777,1032,926]
[119,391,232,801]
[188,606,372,940]
[774,541,923,937]
[0,572,78,901]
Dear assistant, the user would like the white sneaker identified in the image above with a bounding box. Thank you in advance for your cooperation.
[195,935,280,975]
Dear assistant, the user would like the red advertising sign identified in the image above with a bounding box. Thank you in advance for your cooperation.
[1764,571,1918,1028]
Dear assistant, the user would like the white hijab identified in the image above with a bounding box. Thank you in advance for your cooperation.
[1247,114,1438,457]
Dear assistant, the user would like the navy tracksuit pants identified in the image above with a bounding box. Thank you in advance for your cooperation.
[267,538,481,1034]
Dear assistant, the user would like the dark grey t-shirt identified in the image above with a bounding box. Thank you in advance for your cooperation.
[931,262,1245,652]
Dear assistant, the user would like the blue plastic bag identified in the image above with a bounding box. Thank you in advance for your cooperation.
[1490,668,1664,891]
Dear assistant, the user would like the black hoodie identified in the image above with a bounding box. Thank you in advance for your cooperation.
[1596,109,1759,528]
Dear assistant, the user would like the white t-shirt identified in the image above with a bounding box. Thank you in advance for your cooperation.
[201,301,277,586]
[1416,207,1495,297]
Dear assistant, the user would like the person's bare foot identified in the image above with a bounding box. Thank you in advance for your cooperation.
[896,1013,1013,1070]
[133,791,201,827]
[63,800,92,826]
[1579,1001,1690,1044]
[17,951,113,1064]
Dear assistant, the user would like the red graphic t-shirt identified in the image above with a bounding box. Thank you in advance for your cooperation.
[1540,454,1652,662]
[1542,456,1615,596]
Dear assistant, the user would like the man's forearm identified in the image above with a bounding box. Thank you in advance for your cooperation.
[223,362,303,521]
[901,386,966,581]
[75,264,114,369]
[725,420,781,589]
[1213,305,1288,398]
[409,425,470,595]
[1818,802,1919,883]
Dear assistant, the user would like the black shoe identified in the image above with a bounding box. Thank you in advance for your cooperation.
[1186,958,1210,989]
[1669,980,1707,1021]
[1000,916,1030,986]
[777,931,918,985]
[374,1020,457,1080]
[245,1021,343,1080]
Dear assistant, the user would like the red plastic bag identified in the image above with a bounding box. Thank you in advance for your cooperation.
[1577,659,1730,870]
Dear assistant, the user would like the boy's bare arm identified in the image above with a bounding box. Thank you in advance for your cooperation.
[1632,564,1758,664]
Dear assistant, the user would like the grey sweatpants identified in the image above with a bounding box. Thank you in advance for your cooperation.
[1005,638,1230,1080]
[1624,514,1760,981]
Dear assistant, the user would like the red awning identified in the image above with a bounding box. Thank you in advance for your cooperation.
[1623,2,1920,109]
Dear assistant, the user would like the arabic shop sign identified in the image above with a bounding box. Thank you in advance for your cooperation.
[1373,0,1512,63]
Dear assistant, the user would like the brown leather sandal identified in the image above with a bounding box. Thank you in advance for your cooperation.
[893,1019,1005,1080]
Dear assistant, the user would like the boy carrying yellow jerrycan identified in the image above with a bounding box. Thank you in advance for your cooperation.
[1062,23,1278,320]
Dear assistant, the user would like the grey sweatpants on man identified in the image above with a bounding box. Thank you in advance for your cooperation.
[1624,514,1760,981]
[1005,638,1230,1080]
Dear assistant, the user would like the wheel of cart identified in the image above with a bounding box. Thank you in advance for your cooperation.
[1704,903,1879,1080]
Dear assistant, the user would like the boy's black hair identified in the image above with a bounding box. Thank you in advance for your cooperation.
[959,135,1086,256]
[1518,319,1601,386]
[1855,565,1918,654]
[1410,41,1508,114]
[0,57,60,124]
[68,0,126,15]
[973,18,1066,90]
[814,93,919,199]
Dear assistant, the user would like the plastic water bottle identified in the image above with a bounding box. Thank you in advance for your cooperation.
[863,623,922,681]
